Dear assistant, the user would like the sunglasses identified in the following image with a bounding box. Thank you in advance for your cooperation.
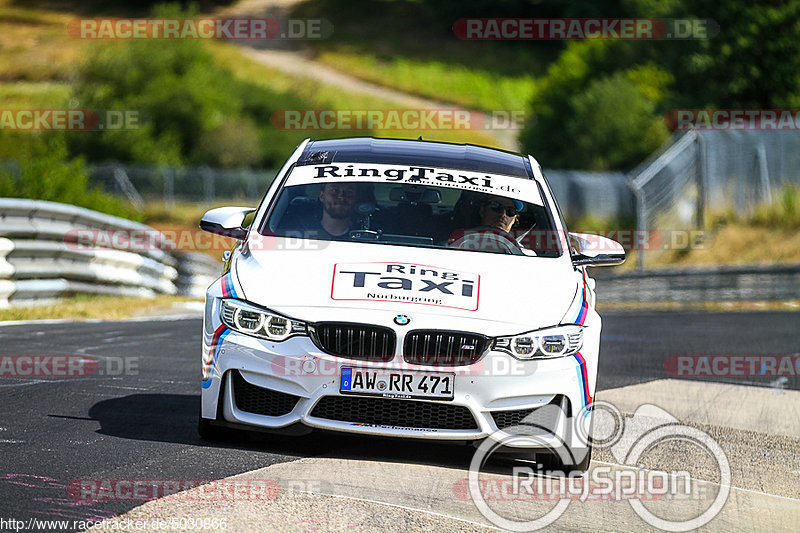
[486,201,519,217]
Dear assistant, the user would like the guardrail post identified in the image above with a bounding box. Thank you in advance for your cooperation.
[696,132,707,229]
[112,165,144,211]
[202,166,215,205]
[755,144,772,206]
[245,168,257,199]
[635,189,646,272]
[163,166,175,211]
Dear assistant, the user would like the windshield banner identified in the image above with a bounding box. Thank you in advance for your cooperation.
[287,162,543,205]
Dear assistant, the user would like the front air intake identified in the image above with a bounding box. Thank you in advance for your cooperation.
[403,330,488,366]
[310,323,396,362]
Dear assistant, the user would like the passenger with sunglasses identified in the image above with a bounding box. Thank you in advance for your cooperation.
[478,195,523,233]
[447,194,526,253]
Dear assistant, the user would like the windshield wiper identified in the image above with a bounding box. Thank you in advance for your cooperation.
[348,230,434,246]
[377,234,434,245]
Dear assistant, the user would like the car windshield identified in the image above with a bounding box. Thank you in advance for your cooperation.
[261,163,562,257]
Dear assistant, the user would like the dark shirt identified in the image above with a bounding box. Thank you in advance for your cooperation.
[280,215,352,241]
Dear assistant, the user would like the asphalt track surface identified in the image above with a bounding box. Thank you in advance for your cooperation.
[0,311,797,531]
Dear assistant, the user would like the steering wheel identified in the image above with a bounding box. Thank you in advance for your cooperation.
[449,227,522,254]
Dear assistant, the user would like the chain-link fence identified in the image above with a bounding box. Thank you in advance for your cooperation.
[87,164,278,209]
[15,129,793,273]
[85,163,637,221]
[630,130,800,269]
[545,170,634,222]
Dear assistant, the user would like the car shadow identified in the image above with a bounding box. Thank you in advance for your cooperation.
[88,393,515,473]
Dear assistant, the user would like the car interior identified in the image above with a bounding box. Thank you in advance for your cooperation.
[266,182,559,256]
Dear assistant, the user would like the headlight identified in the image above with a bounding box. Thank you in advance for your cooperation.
[493,325,583,360]
[220,299,307,341]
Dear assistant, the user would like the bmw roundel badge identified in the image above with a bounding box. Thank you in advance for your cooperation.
[393,314,411,326]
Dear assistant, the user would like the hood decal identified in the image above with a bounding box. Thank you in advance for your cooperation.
[331,262,480,311]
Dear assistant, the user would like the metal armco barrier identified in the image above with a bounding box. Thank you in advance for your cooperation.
[0,198,220,307]
[593,263,800,302]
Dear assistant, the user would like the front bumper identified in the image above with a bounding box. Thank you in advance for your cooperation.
[201,312,599,451]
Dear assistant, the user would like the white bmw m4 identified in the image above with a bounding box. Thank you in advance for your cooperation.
[198,137,625,471]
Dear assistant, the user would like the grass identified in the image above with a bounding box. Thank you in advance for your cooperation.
[142,199,238,259]
[208,41,503,148]
[650,224,800,267]
[314,49,537,113]
[748,184,800,228]
[0,82,71,107]
[0,294,199,322]
[606,224,800,272]
[142,199,225,227]
[0,0,500,149]
[290,0,547,114]
[0,0,80,111]
[567,203,800,271]
[635,188,800,269]
[0,1,85,82]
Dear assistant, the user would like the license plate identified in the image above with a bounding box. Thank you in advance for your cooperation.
[340,367,455,400]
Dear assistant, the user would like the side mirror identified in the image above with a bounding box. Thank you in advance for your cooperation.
[200,207,255,240]
[569,232,626,267]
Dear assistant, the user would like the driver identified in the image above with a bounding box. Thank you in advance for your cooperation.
[316,182,358,238]
[278,182,375,241]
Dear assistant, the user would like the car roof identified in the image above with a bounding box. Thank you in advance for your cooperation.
[297,137,533,179]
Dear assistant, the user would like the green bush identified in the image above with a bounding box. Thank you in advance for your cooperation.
[0,133,139,220]
[563,67,671,170]
[68,3,309,168]
[521,38,671,170]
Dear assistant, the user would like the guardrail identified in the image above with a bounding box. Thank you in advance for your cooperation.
[0,198,221,307]
[593,263,800,303]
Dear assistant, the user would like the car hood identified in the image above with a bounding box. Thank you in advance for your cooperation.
[234,238,578,336]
